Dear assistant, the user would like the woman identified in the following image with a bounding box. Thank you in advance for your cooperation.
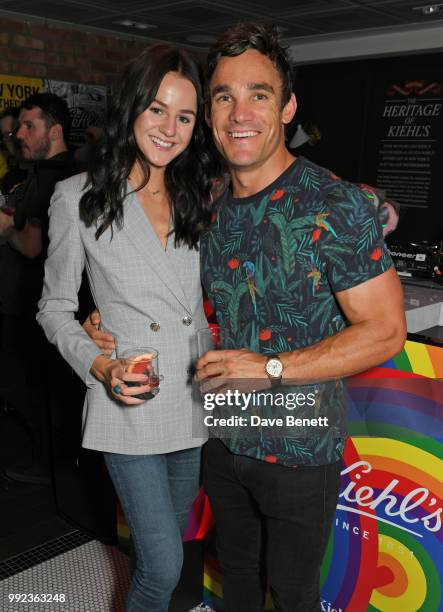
[37,44,214,612]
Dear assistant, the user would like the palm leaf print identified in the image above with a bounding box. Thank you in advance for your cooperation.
[211,280,233,296]
[299,166,321,191]
[332,187,362,214]
[294,232,314,257]
[268,213,297,276]
[273,185,301,195]
[286,279,304,297]
[320,304,335,335]
[356,216,379,254]
[289,215,316,231]
[221,231,244,256]
[213,292,226,314]
[309,293,335,334]
[250,194,270,226]
[281,439,313,459]
[266,335,292,354]
[228,283,249,334]
[269,324,290,333]
[320,243,354,270]
[275,303,308,327]
[249,318,259,353]
[279,195,297,218]
[236,318,258,351]
[254,252,273,295]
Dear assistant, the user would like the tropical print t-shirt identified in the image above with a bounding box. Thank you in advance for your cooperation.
[200,156,393,467]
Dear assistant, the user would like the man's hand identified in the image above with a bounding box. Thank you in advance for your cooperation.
[83,309,115,356]
[91,354,154,405]
[380,201,399,237]
[196,349,266,381]
[196,349,271,394]
[0,217,42,258]
[0,210,14,235]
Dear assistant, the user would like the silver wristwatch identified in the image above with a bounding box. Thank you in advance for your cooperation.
[265,354,283,387]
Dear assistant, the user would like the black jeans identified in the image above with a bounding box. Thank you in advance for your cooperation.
[203,439,341,612]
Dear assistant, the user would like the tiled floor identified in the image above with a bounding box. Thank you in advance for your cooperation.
[0,531,93,581]
[0,537,130,612]
[0,532,205,612]
[0,408,205,611]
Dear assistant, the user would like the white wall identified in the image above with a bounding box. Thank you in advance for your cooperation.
[288,22,443,65]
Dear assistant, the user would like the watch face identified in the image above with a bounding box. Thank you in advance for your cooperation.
[266,358,283,378]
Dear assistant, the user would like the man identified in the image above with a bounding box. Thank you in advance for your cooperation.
[0,107,28,268]
[0,107,19,156]
[83,23,405,611]
[195,23,406,612]
[0,93,78,483]
[0,107,28,193]
[0,93,76,256]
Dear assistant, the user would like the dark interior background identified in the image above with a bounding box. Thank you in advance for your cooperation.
[294,51,443,245]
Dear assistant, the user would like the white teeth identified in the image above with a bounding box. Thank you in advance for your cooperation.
[229,131,258,138]
[151,136,173,148]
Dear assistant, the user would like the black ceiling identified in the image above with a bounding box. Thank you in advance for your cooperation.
[0,0,442,51]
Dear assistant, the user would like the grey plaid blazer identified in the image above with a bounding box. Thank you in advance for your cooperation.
[37,173,207,455]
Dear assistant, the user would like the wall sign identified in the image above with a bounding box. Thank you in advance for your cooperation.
[362,73,443,209]
[0,74,106,147]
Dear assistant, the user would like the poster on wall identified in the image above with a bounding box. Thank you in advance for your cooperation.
[0,75,43,109]
[361,72,443,209]
[0,75,44,176]
[0,74,107,148]
[43,80,107,147]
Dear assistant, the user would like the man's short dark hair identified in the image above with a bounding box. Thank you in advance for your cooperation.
[206,22,294,108]
[21,92,71,143]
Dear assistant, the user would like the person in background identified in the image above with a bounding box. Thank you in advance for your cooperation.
[358,183,400,237]
[74,122,104,166]
[0,107,28,278]
[37,45,215,612]
[0,107,28,199]
[196,23,406,612]
[0,93,78,484]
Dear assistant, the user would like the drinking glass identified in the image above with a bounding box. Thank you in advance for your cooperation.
[119,347,163,400]
[197,324,222,357]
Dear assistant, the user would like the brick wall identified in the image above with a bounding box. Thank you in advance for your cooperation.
[0,16,150,85]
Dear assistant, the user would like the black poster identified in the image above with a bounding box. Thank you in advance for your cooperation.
[361,72,443,209]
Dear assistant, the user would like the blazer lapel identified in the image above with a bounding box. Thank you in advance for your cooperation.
[123,191,191,311]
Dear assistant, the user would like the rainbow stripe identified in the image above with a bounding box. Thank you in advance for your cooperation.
[322,340,443,611]
[117,486,213,550]
[116,340,443,610]
[203,340,443,611]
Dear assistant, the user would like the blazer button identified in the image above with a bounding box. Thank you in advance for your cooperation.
[150,322,160,332]
[182,316,192,326]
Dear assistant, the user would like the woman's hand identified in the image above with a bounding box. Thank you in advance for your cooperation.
[91,355,153,405]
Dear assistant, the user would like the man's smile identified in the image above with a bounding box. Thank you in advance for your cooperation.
[227,130,260,139]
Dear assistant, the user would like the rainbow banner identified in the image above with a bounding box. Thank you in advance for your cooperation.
[117,485,213,551]
[203,340,443,611]
[183,487,214,543]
